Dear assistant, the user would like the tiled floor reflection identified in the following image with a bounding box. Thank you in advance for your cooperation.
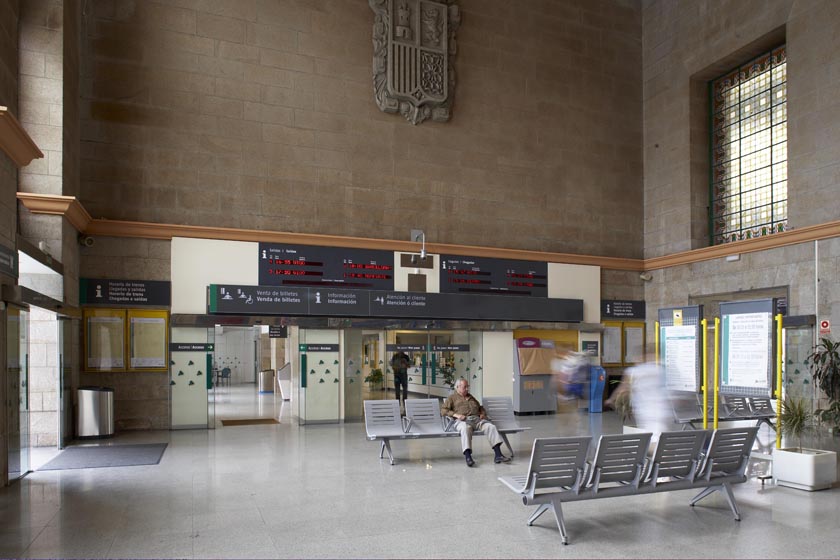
[2,391,839,559]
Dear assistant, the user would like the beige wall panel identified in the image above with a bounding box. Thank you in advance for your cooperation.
[547,263,600,324]
[481,331,513,399]
[171,237,258,314]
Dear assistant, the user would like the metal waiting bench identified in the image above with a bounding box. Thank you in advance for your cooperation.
[498,427,759,544]
[673,394,776,430]
[363,397,530,465]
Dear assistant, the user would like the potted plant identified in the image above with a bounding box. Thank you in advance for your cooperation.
[364,368,384,391]
[807,337,840,435]
[815,401,840,435]
[774,396,837,491]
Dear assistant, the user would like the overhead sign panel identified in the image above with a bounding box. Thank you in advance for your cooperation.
[209,284,582,323]
[80,278,171,306]
[602,299,646,319]
[439,255,548,297]
[258,243,394,291]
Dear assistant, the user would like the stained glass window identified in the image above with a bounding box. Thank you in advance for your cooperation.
[711,46,787,245]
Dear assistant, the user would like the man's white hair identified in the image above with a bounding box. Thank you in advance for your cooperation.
[455,377,468,389]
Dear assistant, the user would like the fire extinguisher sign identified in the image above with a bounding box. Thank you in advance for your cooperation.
[819,319,831,335]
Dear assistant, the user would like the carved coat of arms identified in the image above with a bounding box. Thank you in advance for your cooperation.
[369,0,460,125]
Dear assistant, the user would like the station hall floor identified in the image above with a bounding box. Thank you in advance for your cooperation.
[2,385,839,559]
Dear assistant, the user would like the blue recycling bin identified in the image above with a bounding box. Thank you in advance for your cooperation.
[589,366,606,413]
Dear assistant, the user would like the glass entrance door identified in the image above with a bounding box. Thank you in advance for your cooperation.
[388,329,482,402]
[6,304,30,481]
[57,317,73,448]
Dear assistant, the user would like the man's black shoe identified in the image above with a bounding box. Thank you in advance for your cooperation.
[494,455,511,463]
[465,456,475,467]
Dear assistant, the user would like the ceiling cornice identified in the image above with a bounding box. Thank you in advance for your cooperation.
[18,193,839,272]
[17,193,92,231]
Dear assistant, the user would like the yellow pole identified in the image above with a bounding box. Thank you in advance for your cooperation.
[654,321,660,365]
[701,318,708,430]
[776,313,783,449]
[713,317,720,430]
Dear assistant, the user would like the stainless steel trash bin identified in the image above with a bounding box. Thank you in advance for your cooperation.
[77,386,115,438]
[258,370,275,393]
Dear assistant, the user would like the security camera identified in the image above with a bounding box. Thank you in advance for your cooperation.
[639,272,653,282]
[78,235,95,248]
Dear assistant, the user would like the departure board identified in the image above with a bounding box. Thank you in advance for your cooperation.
[439,255,548,297]
[258,243,395,290]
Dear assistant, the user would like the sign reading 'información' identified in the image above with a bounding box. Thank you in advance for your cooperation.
[208,284,583,323]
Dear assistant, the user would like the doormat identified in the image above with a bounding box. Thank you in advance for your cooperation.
[38,443,168,471]
[220,418,280,426]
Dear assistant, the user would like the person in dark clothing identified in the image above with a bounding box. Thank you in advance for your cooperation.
[390,350,411,404]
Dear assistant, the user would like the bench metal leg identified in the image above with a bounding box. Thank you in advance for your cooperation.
[501,433,514,457]
[527,501,569,544]
[379,440,395,465]
[689,483,741,521]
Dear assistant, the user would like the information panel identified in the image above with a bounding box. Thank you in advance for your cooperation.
[209,284,583,323]
[720,298,776,396]
[658,305,703,393]
[258,243,394,290]
[439,255,547,297]
[87,315,125,369]
[130,316,167,368]
[662,325,698,391]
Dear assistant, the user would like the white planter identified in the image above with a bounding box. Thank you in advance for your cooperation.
[774,448,838,491]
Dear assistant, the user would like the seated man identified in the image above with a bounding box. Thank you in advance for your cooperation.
[441,378,511,467]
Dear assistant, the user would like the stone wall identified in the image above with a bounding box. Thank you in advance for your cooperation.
[80,0,643,259]
[0,0,19,484]
[0,0,19,250]
[19,0,64,201]
[79,237,170,431]
[642,0,840,401]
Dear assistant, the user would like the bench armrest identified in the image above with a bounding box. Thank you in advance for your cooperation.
[443,415,456,432]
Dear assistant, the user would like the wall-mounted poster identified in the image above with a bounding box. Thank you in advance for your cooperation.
[85,311,125,370]
[602,325,622,365]
[129,310,168,369]
[83,308,169,372]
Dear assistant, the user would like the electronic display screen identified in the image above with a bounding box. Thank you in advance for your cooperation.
[258,243,395,290]
[439,255,548,297]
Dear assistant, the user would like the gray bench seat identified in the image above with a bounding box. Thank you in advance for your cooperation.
[672,394,775,430]
[499,426,758,544]
[363,397,530,465]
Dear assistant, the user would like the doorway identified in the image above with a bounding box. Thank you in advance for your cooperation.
[387,329,482,401]
[6,303,30,482]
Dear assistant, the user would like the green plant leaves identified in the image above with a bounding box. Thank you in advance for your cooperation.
[779,397,812,453]
[807,337,840,402]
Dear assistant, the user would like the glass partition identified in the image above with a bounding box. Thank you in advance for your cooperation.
[6,304,30,481]
[343,329,363,421]
[301,329,340,424]
[783,323,816,409]
[386,329,480,402]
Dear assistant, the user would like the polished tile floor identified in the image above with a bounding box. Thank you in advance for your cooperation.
[2,384,840,559]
